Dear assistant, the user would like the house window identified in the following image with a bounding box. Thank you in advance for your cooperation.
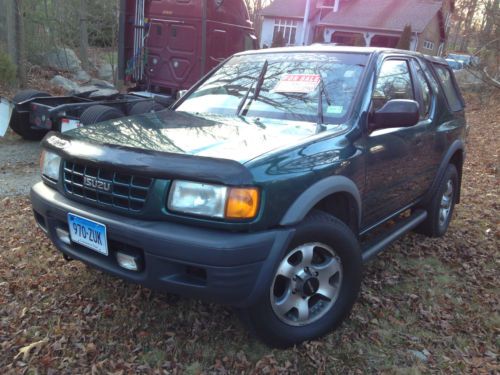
[273,18,298,46]
[423,40,435,50]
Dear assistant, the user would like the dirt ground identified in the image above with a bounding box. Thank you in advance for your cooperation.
[0,90,498,373]
[0,136,40,196]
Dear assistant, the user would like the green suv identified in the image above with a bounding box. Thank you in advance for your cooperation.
[30,46,466,347]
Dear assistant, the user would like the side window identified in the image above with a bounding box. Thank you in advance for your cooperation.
[414,63,433,119]
[372,60,414,111]
[433,64,464,112]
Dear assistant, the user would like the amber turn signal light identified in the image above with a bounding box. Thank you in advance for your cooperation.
[225,187,259,219]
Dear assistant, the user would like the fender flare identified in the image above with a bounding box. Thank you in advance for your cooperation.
[280,176,362,227]
[423,139,465,205]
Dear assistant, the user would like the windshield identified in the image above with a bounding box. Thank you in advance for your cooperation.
[446,59,463,70]
[176,52,368,123]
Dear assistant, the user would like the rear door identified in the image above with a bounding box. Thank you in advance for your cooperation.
[408,58,441,192]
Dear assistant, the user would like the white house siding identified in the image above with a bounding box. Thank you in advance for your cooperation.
[260,17,311,48]
[260,18,276,48]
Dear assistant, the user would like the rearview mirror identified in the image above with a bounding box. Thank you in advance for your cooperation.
[370,99,419,131]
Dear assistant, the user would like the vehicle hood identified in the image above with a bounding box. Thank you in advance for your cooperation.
[66,110,319,163]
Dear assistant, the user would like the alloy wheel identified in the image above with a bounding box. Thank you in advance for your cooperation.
[270,242,343,326]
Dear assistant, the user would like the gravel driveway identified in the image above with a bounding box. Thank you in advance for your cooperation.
[0,134,41,197]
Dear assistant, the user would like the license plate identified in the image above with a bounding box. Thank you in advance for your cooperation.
[61,118,81,133]
[67,213,108,255]
[0,98,14,137]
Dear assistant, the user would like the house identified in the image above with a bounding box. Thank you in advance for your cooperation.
[259,0,454,56]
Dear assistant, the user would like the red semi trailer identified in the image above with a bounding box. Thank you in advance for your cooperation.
[2,0,257,140]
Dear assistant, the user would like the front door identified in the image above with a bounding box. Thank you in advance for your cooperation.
[362,58,430,228]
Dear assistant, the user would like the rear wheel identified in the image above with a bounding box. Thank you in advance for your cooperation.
[128,100,164,116]
[79,105,125,126]
[415,164,458,237]
[241,211,362,348]
[10,90,52,140]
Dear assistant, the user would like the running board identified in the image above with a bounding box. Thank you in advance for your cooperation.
[361,209,427,262]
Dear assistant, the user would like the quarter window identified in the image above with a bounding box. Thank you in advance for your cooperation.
[273,18,298,46]
[372,59,414,111]
[433,64,464,112]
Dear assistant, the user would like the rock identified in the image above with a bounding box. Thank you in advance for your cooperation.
[408,349,429,363]
[72,85,118,98]
[50,75,79,92]
[90,78,115,89]
[89,88,119,98]
[73,70,91,82]
[98,63,114,81]
[43,48,82,72]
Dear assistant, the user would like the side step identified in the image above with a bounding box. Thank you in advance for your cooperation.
[361,209,427,263]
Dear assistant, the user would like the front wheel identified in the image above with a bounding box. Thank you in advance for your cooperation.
[241,211,362,348]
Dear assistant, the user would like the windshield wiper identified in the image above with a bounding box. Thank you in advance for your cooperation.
[317,79,332,132]
[237,60,269,116]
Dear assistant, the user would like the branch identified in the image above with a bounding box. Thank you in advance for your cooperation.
[482,67,500,88]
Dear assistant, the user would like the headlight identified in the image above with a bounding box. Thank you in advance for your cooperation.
[168,180,259,220]
[40,150,61,181]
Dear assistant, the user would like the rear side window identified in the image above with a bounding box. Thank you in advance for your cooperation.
[433,65,464,112]
[414,63,432,119]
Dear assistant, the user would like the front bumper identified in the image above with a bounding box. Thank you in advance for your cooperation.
[31,182,294,307]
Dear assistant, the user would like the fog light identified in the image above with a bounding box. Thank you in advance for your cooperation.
[56,227,71,245]
[116,252,140,271]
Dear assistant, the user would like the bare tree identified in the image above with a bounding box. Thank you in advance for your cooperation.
[14,0,26,87]
[79,0,90,70]
[6,0,17,64]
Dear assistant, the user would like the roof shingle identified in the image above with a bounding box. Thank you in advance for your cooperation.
[319,0,444,33]
[260,0,320,19]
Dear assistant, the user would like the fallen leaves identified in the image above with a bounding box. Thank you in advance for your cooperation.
[0,92,498,374]
[14,339,49,362]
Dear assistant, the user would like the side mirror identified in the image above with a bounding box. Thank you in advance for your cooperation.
[176,90,188,100]
[370,99,419,131]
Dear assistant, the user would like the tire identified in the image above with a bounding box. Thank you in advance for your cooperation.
[128,100,164,116]
[79,105,125,126]
[10,90,52,140]
[13,89,51,104]
[415,164,458,237]
[241,210,363,348]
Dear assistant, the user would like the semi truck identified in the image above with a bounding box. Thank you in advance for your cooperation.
[1,0,257,140]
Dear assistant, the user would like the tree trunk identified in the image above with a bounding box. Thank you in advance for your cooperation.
[6,0,17,63]
[460,0,479,51]
[79,0,90,70]
[14,0,26,87]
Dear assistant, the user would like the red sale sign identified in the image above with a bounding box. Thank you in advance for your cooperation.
[273,74,321,94]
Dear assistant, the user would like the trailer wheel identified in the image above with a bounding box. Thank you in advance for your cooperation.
[129,100,165,116]
[80,105,125,126]
[10,90,52,141]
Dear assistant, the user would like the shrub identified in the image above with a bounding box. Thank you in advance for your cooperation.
[396,25,412,50]
[272,31,286,48]
[0,51,17,86]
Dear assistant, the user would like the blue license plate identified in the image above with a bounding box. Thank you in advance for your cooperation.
[67,213,108,255]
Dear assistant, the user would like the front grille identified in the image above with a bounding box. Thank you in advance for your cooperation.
[63,161,153,212]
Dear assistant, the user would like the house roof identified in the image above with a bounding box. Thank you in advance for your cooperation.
[260,0,320,19]
[319,0,444,33]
